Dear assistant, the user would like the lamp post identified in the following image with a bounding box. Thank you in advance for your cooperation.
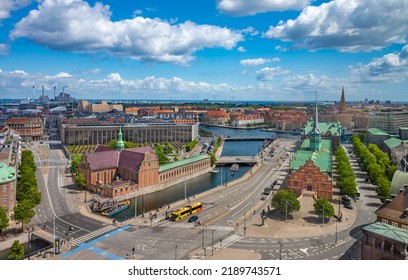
[134,196,138,226]
[285,199,288,222]
[27,227,34,260]
[175,245,178,260]
[335,219,338,244]
[278,241,282,260]
[201,225,206,249]
[244,214,247,236]
[184,178,187,201]
[322,204,325,226]
[132,244,135,259]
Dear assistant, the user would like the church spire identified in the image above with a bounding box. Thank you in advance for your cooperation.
[312,92,321,134]
[309,92,321,151]
[115,126,125,151]
[340,86,346,112]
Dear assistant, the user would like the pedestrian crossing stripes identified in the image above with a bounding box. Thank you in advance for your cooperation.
[70,225,117,247]
[159,222,234,232]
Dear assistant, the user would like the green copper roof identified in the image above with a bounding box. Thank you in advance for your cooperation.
[363,222,408,245]
[291,139,332,173]
[0,163,16,183]
[367,128,390,136]
[159,155,210,172]
[304,121,342,136]
[383,137,402,149]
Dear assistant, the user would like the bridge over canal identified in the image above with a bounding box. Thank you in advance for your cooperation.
[215,156,258,166]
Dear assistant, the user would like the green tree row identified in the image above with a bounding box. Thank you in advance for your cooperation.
[335,146,358,197]
[14,150,41,230]
[351,135,394,198]
[208,137,222,166]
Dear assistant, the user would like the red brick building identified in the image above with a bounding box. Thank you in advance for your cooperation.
[5,117,44,141]
[287,160,333,199]
[79,146,159,198]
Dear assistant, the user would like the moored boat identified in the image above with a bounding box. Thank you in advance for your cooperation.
[230,163,239,172]
[101,200,131,217]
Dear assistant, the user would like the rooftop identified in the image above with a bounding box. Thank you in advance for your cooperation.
[159,155,210,172]
[367,128,390,136]
[383,137,403,149]
[290,139,332,173]
[0,163,16,183]
[303,121,342,136]
[362,222,408,245]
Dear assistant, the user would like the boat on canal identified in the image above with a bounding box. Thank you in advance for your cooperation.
[101,200,131,217]
[230,163,239,172]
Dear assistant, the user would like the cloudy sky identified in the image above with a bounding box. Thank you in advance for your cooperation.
[0,0,407,102]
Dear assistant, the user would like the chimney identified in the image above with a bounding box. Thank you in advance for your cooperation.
[404,184,408,189]
[42,85,44,97]
[391,194,397,199]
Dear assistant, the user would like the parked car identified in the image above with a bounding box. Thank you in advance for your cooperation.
[341,195,351,202]
[343,203,353,210]
[188,215,198,223]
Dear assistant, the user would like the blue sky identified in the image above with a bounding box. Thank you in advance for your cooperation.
[0,0,407,102]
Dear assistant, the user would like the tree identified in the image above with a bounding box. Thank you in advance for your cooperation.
[8,240,25,260]
[13,200,36,231]
[0,207,9,232]
[71,153,82,175]
[75,173,87,189]
[272,190,300,219]
[313,198,335,221]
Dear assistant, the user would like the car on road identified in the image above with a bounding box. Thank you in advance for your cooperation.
[343,203,353,210]
[341,195,351,202]
[260,195,267,200]
[188,215,198,223]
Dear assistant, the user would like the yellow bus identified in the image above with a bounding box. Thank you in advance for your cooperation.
[170,202,203,221]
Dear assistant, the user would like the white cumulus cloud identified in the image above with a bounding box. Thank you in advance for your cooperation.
[240,57,280,66]
[265,0,408,52]
[11,0,243,65]
[256,66,289,80]
[217,0,309,16]
[0,0,32,22]
[350,44,408,83]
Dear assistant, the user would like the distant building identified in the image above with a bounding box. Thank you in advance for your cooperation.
[353,114,369,130]
[77,100,123,113]
[55,92,73,102]
[60,122,198,146]
[202,110,230,125]
[124,107,140,116]
[369,111,408,135]
[5,117,44,141]
[231,114,264,127]
[0,163,16,216]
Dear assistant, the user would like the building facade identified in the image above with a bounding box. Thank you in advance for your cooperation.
[5,117,44,141]
[361,222,408,260]
[287,160,333,199]
[60,122,199,146]
[0,163,16,215]
[231,115,264,127]
[159,155,211,184]
[368,111,408,135]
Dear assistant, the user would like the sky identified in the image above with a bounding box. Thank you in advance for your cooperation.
[0,0,407,102]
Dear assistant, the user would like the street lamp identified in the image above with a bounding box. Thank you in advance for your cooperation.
[132,245,135,259]
[335,219,338,244]
[201,225,206,249]
[175,245,178,260]
[278,241,283,260]
[244,214,247,236]
[27,227,34,260]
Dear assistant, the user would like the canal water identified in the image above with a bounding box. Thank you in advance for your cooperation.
[113,126,279,221]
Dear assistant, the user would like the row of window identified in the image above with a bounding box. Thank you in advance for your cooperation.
[2,185,14,192]
[2,194,14,202]
[381,219,408,230]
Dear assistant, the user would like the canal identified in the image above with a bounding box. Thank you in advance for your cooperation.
[113,126,294,221]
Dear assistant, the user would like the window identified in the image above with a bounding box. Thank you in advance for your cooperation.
[2,185,6,192]
[402,225,408,230]
[2,195,7,202]
[10,194,13,200]
[382,219,389,224]
[392,222,398,227]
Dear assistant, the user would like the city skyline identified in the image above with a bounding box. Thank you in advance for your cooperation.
[0,0,407,101]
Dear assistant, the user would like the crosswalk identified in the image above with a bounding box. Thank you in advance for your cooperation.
[159,221,234,232]
[70,225,117,247]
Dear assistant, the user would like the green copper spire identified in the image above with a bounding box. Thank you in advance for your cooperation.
[115,127,125,151]
[310,92,321,151]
